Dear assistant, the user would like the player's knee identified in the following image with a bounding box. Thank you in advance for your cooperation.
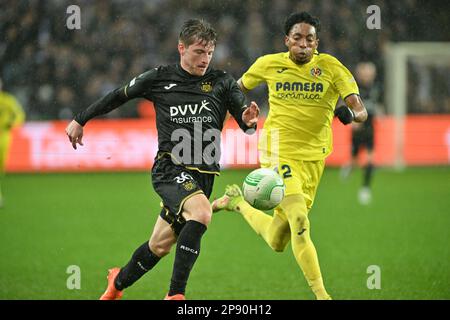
[183,195,212,226]
[148,240,171,257]
[189,208,212,226]
[296,213,309,228]
[268,239,287,252]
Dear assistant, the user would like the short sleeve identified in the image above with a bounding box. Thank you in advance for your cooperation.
[331,58,359,99]
[241,56,267,90]
[123,68,158,99]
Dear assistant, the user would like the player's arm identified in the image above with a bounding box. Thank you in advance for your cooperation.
[334,94,368,125]
[346,94,367,123]
[226,77,259,133]
[332,57,368,125]
[237,78,250,94]
[221,78,250,127]
[66,69,156,149]
[65,87,131,149]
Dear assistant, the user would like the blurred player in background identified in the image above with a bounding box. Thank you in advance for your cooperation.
[213,12,367,300]
[340,62,379,205]
[0,78,25,208]
[66,19,258,300]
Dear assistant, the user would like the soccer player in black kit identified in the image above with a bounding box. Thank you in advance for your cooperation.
[340,62,378,205]
[65,19,259,300]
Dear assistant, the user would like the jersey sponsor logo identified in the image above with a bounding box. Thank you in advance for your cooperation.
[170,100,212,116]
[275,82,324,92]
[173,171,194,184]
[310,67,322,77]
[276,92,321,100]
[169,100,213,123]
[171,116,213,124]
[200,82,213,92]
[275,81,324,100]
[164,83,177,90]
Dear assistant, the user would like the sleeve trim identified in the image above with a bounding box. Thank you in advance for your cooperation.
[343,93,359,100]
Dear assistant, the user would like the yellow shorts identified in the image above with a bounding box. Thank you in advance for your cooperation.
[260,155,325,210]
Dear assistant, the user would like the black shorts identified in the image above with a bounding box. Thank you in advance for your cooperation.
[152,153,215,235]
[352,127,374,156]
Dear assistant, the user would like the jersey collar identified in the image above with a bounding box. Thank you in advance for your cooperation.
[176,63,211,78]
[284,49,319,66]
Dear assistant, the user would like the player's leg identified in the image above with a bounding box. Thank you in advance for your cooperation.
[341,131,359,180]
[282,160,330,300]
[243,205,291,252]
[116,215,176,289]
[100,215,175,300]
[281,194,330,300]
[167,193,211,298]
[364,149,374,187]
[158,167,216,299]
[213,188,290,252]
[358,130,375,204]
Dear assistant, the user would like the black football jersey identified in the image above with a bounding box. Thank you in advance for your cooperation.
[75,64,254,173]
[357,83,379,129]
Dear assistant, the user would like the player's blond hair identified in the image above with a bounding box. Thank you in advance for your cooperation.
[179,19,217,47]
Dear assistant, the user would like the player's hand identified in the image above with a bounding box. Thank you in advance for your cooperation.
[242,101,259,127]
[65,120,84,150]
[334,105,355,125]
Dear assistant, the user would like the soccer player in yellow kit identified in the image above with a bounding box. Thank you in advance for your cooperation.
[0,78,25,207]
[213,12,367,299]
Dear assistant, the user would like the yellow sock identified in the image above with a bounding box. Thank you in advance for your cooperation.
[308,277,331,300]
[236,199,290,252]
[281,195,331,300]
[235,199,273,236]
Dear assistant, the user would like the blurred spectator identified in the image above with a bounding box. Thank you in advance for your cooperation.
[0,77,25,207]
[0,0,448,120]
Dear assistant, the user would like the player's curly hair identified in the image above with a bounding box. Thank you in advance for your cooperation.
[179,19,217,47]
[284,12,321,37]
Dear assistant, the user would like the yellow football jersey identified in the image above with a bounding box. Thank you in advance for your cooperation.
[242,51,359,161]
[0,91,25,132]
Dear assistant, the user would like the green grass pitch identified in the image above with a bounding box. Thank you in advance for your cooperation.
[1,167,449,300]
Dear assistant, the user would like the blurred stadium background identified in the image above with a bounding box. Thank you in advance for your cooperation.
[1,0,449,300]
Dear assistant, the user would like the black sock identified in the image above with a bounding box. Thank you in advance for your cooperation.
[168,220,207,296]
[363,163,374,187]
[114,242,161,290]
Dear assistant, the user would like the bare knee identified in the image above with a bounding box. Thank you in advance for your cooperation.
[183,194,212,226]
[148,239,172,257]
[195,209,212,226]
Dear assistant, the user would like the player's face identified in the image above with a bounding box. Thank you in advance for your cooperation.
[356,63,376,86]
[285,22,319,65]
[179,39,215,76]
